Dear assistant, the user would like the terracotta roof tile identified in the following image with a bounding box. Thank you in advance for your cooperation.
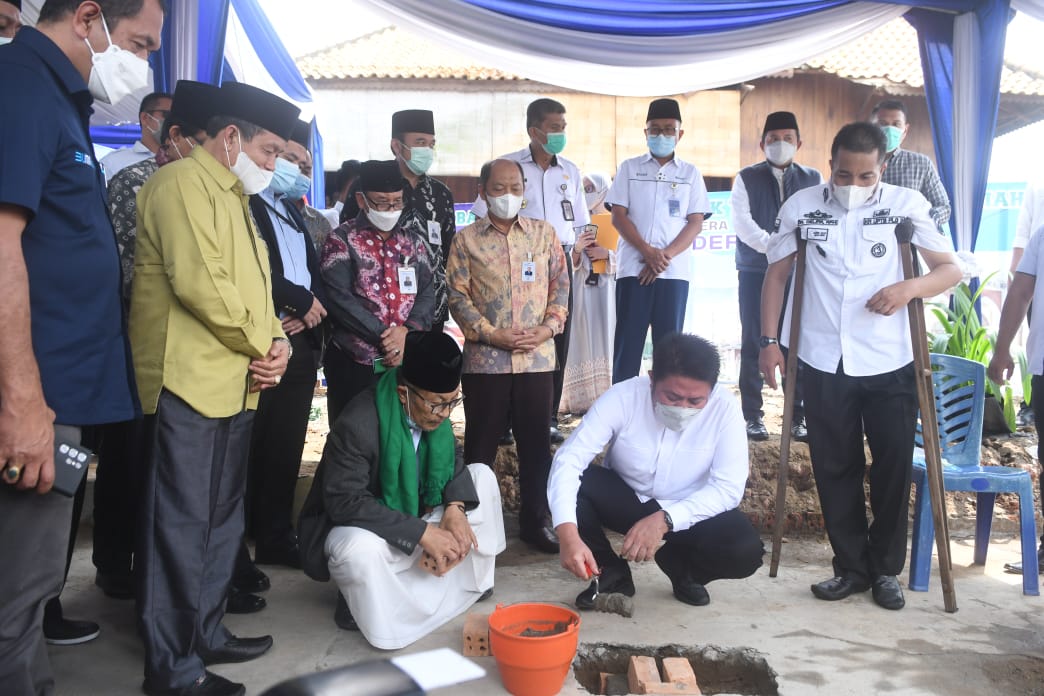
[297,21,1044,97]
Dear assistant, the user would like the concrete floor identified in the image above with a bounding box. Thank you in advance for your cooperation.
[50,519,1043,696]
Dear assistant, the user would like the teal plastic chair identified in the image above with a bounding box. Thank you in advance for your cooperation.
[908,354,1039,596]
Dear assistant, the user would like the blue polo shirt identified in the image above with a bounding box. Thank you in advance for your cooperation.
[0,28,138,425]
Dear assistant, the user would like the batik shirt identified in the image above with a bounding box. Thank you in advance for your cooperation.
[400,174,456,325]
[108,156,159,301]
[321,215,434,366]
[447,215,569,374]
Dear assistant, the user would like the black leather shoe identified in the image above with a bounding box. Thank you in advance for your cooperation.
[746,417,769,441]
[575,575,636,610]
[95,570,135,600]
[144,671,245,696]
[226,588,266,615]
[810,576,870,601]
[44,616,101,645]
[653,548,710,606]
[871,575,905,610]
[254,540,302,569]
[549,426,565,444]
[232,563,270,594]
[477,587,494,602]
[519,523,560,554]
[334,593,358,631]
[199,635,273,665]
[790,417,809,443]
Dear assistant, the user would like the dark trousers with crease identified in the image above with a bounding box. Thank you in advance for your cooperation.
[462,371,553,532]
[0,424,79,696]
[576,465,764,587]
[324,343,379,428]
[613,277,688,383]
[137,390,254,690]
[1031,375,1044,545]
[246,332,316,543]
[803,360,917,585]
[551,245,574,422]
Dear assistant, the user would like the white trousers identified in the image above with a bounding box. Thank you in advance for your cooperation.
[325,463,506,650]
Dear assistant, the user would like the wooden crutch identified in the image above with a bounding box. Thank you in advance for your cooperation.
[895,218,958,613]
[769,229,808,577]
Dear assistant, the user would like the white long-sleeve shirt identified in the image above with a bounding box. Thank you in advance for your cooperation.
[548,377,749,532]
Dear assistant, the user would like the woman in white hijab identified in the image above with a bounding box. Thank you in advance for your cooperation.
[560,172,616,415]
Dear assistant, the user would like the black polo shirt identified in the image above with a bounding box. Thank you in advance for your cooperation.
[0,28,138,425]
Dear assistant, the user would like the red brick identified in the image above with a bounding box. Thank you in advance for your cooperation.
[461,612,491,656]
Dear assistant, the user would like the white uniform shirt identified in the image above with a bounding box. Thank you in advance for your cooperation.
[730,164,823,254]
[548,377,748,533]
[768,182,954,376]
[1014,180,1044,249]
[100,140,153,183]
[1016,227,1044,374]
[471,147,589,245]
[606,152,711,280]
[260,188,312,293]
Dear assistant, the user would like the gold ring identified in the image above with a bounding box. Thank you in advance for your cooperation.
[273,375,281,385]
[4,465,21,482]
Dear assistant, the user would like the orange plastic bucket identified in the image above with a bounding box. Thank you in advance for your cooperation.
[487,602,581,696]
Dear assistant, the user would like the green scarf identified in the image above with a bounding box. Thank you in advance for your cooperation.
[376,367,456,516]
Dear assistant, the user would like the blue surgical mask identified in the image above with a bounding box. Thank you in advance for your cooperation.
[286,173,311,200]
[540,131,567,156]
[648,134,676,158]
[270,158,301,196]
[881,125,903,153]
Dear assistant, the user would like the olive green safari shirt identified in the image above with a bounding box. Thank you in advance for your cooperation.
[129,145,285,418]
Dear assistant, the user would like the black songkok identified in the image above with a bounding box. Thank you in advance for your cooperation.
[401,332,462,394]
[217,81,300,140]
[391,109,435,137]
[646,98,682,122]
[170,80,220,135]
[359,160,403,193]
[763,111,799,135]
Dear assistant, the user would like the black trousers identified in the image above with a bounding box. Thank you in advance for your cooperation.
[246,332,316,543]
[613,277,688,383]
[324,342,379,427]
[1031,375,1044,545]
[576,465,764,587]
[803,360,917,584]
[0,424,78,696]
[551,245,574,422]
[461,371,553,531]
[737,270,766,420]
[92,417,145,576]
[137,390,254,690]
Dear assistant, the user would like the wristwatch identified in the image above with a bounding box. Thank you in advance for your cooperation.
[759,336,779,349]
[274,336,293,359]
[662,510,674,532]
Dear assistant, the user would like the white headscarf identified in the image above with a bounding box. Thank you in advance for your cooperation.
[584,171,612,212]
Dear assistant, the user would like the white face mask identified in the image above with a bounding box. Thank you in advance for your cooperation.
[84,14,150,105]
[654,401,702,432]
[366,207,402,232]
[585,189,607,211]
[0,37,13,47]
[224,133,273,195]
[486,193,524,219]
[833,183,876,210]
[764,140,796,167]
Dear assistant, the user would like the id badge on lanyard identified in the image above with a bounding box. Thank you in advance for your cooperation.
[559,182,574,221]
[427,219,442,245]
[398,256,417,294]
[668,182,681,218]
[521,252,536,283]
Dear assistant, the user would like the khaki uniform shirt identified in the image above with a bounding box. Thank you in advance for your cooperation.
[129,146,285,417]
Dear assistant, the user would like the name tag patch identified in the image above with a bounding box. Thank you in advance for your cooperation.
[863,216,902,226]
[803,227,829,241]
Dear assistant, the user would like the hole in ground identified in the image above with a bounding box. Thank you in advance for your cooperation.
[573,642,779,695]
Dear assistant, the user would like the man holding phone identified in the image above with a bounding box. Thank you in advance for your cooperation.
[0,1,162,692]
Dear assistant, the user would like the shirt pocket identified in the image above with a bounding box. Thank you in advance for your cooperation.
[855,222,898,277]
[800,224,843,275]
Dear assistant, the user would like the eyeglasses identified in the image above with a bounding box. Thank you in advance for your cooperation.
[646,127,678,137]
[409,387,465,414]
[365,195,404,212]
